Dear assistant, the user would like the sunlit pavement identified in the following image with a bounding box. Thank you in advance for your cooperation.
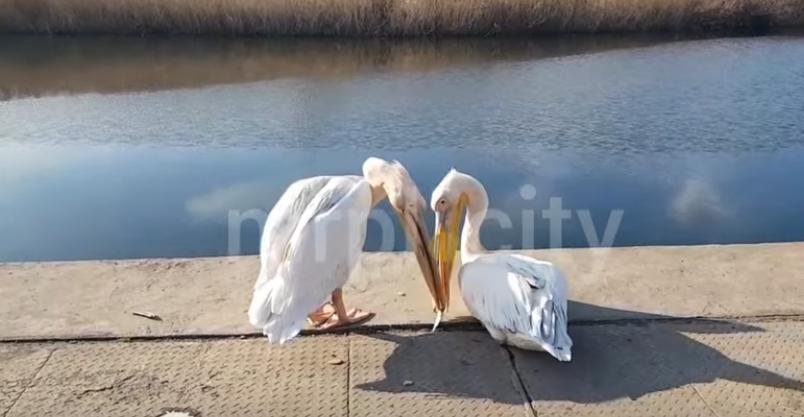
[2,318,803,417]
[3,244,804,416]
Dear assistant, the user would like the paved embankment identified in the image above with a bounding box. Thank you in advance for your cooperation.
[1,243,803,416]
[1,243,803,340]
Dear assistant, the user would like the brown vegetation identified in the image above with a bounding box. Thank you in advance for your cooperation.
[0,0,802,36]
[0,35,695,99]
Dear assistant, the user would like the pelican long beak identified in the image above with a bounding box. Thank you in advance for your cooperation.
[433,194,466,325]
[396,207,446,329]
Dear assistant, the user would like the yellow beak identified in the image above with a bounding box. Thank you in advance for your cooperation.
[432,193,466,329]
[396,207,447,325]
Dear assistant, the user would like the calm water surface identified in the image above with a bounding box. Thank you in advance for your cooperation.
[1,34,804,262]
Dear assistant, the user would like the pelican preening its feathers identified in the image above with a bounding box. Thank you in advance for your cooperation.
[247,159,571,362]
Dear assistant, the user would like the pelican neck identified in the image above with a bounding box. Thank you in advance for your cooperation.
[459,175,489,264]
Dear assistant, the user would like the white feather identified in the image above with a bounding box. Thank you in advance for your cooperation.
[248,175,371,344]
[459,254,573,361]
[253,176,339,290]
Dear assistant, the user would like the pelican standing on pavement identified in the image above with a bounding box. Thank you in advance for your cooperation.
[248,157,446,344]
[429,168,572,361]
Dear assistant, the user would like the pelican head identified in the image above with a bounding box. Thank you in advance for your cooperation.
[429,168,472,319]
[362,158,447,322]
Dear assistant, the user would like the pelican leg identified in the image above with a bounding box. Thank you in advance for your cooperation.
[316,288,374,330]
[307,302,337,327]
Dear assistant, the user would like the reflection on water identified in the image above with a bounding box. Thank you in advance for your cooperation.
[0,32,772,100]
[1,34,804,262]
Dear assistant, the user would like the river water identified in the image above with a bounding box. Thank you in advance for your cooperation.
[1,33,803,262]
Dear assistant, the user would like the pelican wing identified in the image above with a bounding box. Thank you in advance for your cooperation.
[459,253,572,361]
[248,177,373,343]
[255,175,362,290]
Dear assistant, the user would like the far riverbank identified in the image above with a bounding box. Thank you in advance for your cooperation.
[0,0,802,36]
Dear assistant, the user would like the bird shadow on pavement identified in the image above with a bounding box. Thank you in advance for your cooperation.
[354,301,804,406]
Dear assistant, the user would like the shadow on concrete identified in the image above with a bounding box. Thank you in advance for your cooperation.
[354,329,527,404]
[356,302,804,405]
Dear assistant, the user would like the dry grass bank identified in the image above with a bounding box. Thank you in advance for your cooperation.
[0,0,802,35]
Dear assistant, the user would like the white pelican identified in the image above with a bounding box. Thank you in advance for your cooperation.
[248,157,445,344]
[430,169,572,361]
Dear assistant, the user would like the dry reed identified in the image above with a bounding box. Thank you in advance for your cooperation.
[0,0,802,36]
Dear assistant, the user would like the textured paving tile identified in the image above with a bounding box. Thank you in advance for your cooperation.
[2,321,803,417]
[512,320,804,417]
[5,336,348,417]
[349,330,531,417]
[659,321,804,417]
[0,344,53,417]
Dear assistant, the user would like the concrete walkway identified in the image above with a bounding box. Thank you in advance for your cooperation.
[2,243,804,416]
[2,243,803,340]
